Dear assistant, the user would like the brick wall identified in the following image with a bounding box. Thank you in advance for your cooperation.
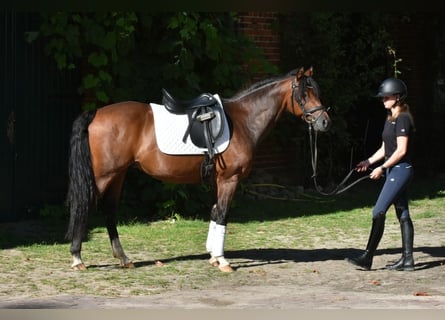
[237,13,302,185]
[237,12,281,80]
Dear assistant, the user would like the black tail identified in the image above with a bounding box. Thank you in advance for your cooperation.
[65,110,97,241]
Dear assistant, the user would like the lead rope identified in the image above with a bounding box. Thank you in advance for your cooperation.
[308,125,371,196]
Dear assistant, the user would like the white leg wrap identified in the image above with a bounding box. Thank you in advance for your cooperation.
[212,224,226,258]
[71,253,83,268]
[206,220,217,253]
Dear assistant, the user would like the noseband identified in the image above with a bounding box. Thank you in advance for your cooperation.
[291,77,327,125]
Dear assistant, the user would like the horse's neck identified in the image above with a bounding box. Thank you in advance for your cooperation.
[235,85,286,146]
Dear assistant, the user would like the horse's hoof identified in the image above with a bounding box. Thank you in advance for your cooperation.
[72,263,87,271]
[209,257,219,267]
[218,264,234,273]
[122,262,135,269]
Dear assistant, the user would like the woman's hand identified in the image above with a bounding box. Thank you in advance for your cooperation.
[355,159,370,172]
[370,166,385,180]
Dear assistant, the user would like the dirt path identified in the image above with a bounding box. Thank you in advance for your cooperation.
[1,283,445,309]
[1,244,445,308]
[2,280,445,309]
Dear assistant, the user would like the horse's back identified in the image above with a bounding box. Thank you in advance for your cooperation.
[94,101,151,122]
[91,101,153,132]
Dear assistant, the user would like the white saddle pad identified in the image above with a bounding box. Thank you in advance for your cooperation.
[150,94,230,155]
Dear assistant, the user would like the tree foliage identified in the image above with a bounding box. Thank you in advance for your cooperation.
[38,12,138,110]
[37,12,277,110]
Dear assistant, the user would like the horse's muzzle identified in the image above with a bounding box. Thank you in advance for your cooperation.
[313,111,331,132]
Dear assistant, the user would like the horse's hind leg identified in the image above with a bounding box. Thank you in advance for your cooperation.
[70,228,87,270]
[100,174,134,268]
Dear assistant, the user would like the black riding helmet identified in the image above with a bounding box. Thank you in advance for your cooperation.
[376,78,407,101]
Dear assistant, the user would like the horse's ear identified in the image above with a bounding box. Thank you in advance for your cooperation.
[304,66,314,77]
[296,67,305,80]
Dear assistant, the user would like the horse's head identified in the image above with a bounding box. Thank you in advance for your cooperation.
[290,67,331,132]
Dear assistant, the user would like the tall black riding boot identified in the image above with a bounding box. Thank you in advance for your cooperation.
[386,218,414,271]
[346,212,385,270]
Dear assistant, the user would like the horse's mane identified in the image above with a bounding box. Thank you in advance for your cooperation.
[223,70,298,102]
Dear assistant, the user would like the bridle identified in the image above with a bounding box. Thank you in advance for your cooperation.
[291,76,371,196]
[291,77,327,125]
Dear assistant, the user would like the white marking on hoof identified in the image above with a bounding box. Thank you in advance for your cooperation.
[209,256,219,267]
[215,256,233,272]
[71,263,87,271]
[121,261,135,269]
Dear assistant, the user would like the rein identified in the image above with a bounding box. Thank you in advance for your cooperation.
[307,125,371,196]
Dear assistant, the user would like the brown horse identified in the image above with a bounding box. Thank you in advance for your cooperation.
[66,66,331,272]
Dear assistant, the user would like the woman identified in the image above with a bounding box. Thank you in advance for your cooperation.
[346,77,415,271]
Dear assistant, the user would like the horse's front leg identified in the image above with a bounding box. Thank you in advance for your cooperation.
[206,176,239,272]
[206,206,232,271]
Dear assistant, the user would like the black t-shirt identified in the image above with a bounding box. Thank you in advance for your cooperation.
[381,112,413,163]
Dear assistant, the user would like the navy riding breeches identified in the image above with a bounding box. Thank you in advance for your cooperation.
[372,162,413,220]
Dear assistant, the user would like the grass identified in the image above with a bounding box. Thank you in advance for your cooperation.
[0,175,444,298]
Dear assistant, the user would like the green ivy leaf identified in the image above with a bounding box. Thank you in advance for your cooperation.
[88,52,108,68]
[83,74,99,89]
[54,52,67,69]
[96,90,109,103]
[98,70,112,83]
